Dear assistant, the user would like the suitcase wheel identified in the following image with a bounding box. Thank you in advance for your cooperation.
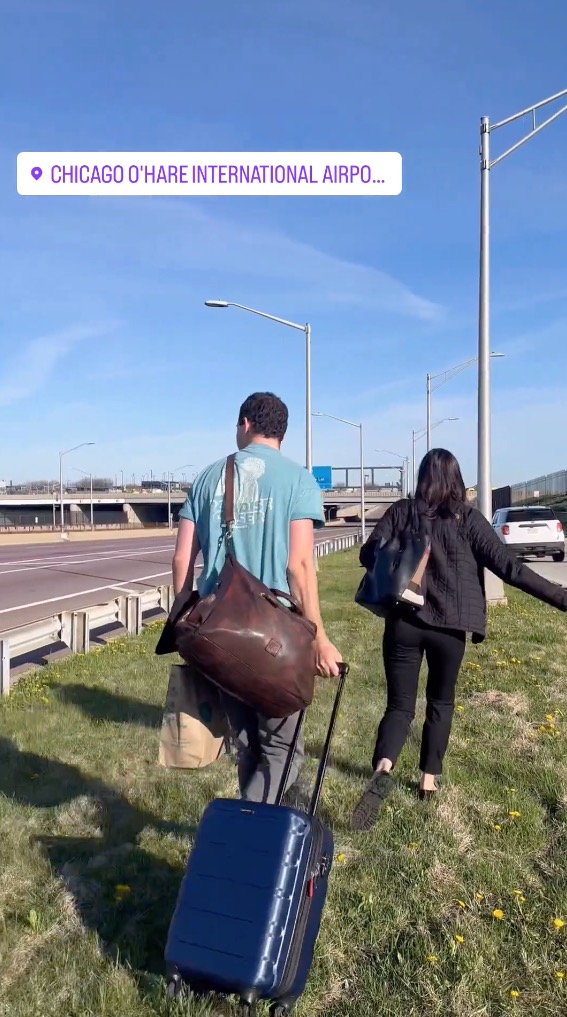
[166,974,182,1000]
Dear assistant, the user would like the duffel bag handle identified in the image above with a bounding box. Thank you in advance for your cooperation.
[262,589,302,613]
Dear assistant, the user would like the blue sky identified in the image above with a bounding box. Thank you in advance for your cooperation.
[1,0,567,489]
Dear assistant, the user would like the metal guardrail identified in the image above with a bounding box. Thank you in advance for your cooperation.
[0,532,361,695]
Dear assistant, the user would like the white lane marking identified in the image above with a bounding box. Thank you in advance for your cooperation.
[0,570,173,617]
[0,546,175,577]
[0,530,353,619]
[0,543,175,568]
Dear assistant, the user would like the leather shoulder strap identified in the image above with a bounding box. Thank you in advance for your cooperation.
[224,454,236,528]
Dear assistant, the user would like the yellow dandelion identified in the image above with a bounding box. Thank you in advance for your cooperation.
[546,714,554,722]
[114,884,131,901]
[475,892,484,901]
[426,954,438,965]
[493,824,502,831]
[492,909,505,921]
[513,889,523,896]
[506,788,517,794]
[337,854,346,863]
[539,724,548,733]
[455,934,464,944]
[510,989,520,999]
[519,895,526,903]
[553,918,565,930]
[509,811,521,819]
[408,842,419,850]
[457,900,467,909]
[456,705,464,713]
[555,971,565,980]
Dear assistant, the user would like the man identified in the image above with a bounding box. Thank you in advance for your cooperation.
[171,391,342,804]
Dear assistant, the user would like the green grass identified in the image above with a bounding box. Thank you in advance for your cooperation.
[2,550,567,1016]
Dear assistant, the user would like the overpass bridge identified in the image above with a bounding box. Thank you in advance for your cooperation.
[0,488,399,530]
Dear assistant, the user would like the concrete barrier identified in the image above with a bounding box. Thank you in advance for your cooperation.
[0,527,174,547]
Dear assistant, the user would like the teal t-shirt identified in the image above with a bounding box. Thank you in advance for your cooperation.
[179,444,325,597]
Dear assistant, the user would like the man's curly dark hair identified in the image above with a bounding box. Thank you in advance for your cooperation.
[238,392,289,441]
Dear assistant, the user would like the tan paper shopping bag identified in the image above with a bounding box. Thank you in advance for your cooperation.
[158,663,228,769]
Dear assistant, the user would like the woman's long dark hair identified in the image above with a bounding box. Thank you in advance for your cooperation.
[414,448,466,518]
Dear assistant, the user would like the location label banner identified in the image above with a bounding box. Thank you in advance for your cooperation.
[17,151,403,196]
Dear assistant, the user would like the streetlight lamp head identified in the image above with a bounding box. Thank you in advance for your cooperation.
[489,351,505,358]
[204,300,229,308]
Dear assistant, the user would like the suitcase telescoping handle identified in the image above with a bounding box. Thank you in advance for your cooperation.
[275,662,349,814]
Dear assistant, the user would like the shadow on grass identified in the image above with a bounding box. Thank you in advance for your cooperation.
[0,735,197,980]
[305,739,371,782]
[52,682,163,728]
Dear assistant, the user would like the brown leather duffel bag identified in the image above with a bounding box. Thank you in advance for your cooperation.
[157,453,317,718]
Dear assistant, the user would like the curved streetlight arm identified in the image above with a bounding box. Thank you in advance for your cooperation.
[416,417,458,442]
[313,410,359,429]
[205,299,312,472]
[205,300,306,333]
[375,448,405,461]
[60,441,94,458]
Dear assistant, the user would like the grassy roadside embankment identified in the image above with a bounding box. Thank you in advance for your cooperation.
[1,549,567,1016]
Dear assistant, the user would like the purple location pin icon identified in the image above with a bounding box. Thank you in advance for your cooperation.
[31,167,42,180]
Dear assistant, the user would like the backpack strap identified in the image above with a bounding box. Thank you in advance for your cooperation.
[224,454,236,551]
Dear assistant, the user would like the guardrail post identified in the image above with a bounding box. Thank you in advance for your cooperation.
[71,611,90,654]
[158,584,174,615]
[0,639,10,695]
[60,611,72,648]
[124,595,142,635]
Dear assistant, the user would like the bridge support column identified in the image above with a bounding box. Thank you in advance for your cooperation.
[124,502,144,525]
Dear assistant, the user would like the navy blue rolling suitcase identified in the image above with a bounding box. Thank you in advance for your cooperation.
[165,663,349,1016]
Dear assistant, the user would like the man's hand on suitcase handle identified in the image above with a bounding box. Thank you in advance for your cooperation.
[314,634,343,678]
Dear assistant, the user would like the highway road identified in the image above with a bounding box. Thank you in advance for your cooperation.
[527,557,567,589]
[0,527,357,633]
[1,531,564,636]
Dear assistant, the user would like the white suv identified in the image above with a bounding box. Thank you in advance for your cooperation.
[492,506,565,562]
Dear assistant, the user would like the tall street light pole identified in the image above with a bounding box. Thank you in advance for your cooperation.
[313,412,365,541]
[59,442,94,535]
[478,88,567,605]
[426,353,504,451]
[72,467,94,530]
[168,464,194,530]
[412,418,458,493]
[205,300,312,473]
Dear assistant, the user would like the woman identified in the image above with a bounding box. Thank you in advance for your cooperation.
[351,448,567,832]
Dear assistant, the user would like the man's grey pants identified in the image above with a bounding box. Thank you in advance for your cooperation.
[221,693,304,804]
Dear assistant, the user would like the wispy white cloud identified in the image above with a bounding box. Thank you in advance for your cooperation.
[0,322,119,408]
[15,200,445,325]
[154,202,446,323]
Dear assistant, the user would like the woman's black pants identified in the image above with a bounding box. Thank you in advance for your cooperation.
[372,612,466,775]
